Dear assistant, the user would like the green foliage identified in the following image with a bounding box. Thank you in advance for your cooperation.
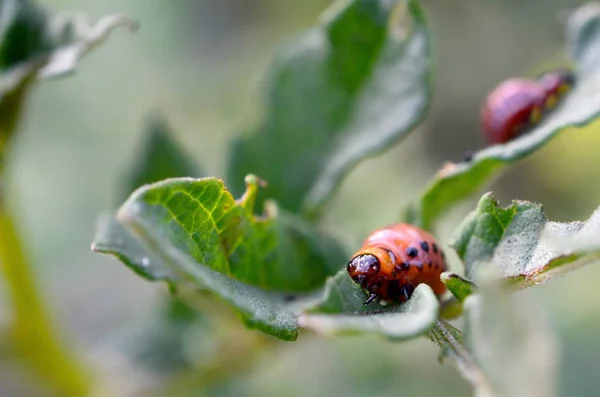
[85,1,600,394]
[451,193,600,288]
[111,176,345,292]
[93,176,348,340]
[405,1,600,231]
[93,0,440,343]
[227,0,431,218]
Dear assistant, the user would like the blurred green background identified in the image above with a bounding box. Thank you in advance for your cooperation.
[2,0,600,396]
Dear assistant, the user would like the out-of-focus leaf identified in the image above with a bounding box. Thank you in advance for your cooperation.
[405,2,600,230]
[120,115,203,202]
[0,0,137,78]
[0,59,43,167]
[566,2,600,75]
[463,267,558,397]
[122,299,213,374]
[298,270,439,340]
[0,0,136,164]
[92,176,348,340]
[228,0,431,218]
[451,192,600,288]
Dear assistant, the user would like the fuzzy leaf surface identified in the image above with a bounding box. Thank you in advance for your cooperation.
[451,193,600,287]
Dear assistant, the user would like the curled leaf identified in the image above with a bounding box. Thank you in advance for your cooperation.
[93,176,348,340]
[451,193,600,288]
[299,270,440,340]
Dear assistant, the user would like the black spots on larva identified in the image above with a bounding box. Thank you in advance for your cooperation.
[420,241,429,252]
[416,262,424,272]
[428,262,433,269]
[406,247,418,258]
[387,279,401,301]
[432,243,439,253]
[394,263,408,274]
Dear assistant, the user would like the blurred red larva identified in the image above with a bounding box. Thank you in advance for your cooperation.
[480,78,546,145]
[346,223,448,305]
[480,70,575,145]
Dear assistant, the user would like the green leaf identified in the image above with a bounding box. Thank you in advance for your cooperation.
[228,0,431,218]
[92,213,174,282]
[441,271,476,302]
[92,176,349,340]
[462,267,558,397]
[450,192,600,288]
[298,270,439,340]
[94,217,301,340]
[120,115,203,202]
[405,3,600,230]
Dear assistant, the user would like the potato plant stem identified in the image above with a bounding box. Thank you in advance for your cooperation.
[0,208,91,396]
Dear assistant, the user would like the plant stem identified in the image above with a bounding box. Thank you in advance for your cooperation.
[431,320,498,397]
[0,208,91,396]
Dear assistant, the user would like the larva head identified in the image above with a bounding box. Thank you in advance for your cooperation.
[347,247,392,291]
[538,69,575,100]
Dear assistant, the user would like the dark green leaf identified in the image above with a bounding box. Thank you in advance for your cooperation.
[228,0,431,218]
[120,115,203,202]
[0,59,43,170]
[450,192,600,288]
[298,270,439,340]
[92,176,349,340]
[405,3,600,230]
[94,218,302,340]
[0,0,137,78]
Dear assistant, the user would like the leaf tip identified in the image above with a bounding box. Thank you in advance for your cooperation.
[238,174,268,213]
